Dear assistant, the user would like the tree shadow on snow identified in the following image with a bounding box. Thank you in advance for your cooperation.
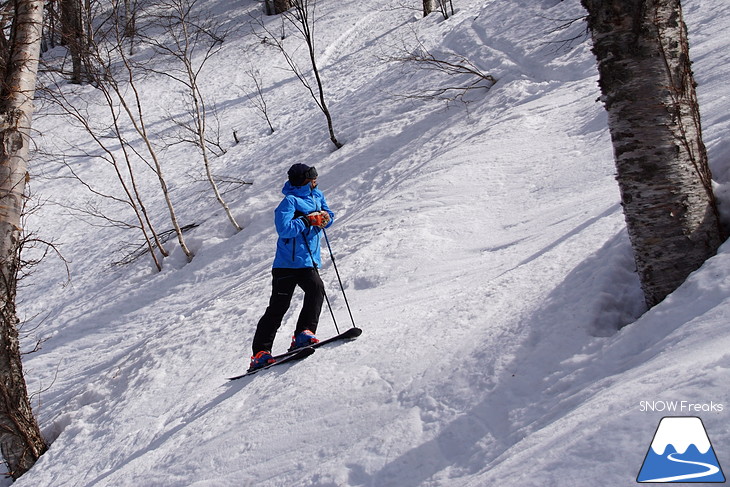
[353,228,646,486]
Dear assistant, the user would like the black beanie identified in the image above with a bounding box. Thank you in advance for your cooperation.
[288,164,318,186]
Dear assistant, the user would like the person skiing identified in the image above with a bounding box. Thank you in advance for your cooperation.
[249,163,335,371]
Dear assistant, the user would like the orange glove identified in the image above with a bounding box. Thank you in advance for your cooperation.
[303,211,331,228]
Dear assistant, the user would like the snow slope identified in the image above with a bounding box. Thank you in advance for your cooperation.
[10,0,730,485]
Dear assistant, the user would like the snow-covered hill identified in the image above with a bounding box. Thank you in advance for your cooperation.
[11,0,730,485]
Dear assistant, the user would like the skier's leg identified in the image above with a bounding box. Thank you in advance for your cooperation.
[294,268,325,335]
[252,269,297,354]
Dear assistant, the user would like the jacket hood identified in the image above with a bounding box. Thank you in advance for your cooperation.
[282,181,315,197]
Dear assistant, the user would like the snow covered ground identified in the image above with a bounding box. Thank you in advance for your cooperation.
[9,0,730,485]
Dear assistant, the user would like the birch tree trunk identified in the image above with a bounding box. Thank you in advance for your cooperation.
[582,0,724,308]
[0,0,48,479]
[423,0,437,16]
[123,0,137,38]
[154,0,242,232]
[288,0,342,149]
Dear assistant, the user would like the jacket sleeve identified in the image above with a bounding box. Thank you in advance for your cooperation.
[320,194,335,229]
[275,196,308,238]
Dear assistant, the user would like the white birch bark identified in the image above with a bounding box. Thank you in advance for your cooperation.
[582,0,723,307]
[0,0,48,478]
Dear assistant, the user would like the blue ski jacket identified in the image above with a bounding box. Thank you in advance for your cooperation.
[272,181,334,269]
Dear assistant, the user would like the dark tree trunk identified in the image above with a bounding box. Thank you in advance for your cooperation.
[60,0,86,83]
[274,0,291,14]
[423,0,436,16]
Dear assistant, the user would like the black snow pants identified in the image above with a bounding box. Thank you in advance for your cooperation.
[252,267,325,354]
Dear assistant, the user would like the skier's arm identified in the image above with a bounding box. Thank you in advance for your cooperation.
[275,197,308,238]
[320,195,334,229]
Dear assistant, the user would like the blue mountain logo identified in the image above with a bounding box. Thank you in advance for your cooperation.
[637,416,725,483]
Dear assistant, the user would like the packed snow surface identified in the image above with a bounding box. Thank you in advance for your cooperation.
[10,0,730,485]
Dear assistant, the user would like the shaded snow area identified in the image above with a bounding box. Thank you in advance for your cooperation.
[11,0,730,485]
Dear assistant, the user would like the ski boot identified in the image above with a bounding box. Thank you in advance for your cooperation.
[289,329,319,351]
[249,350,275,371]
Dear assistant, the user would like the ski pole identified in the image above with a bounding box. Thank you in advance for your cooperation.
[303,232,340,334]
[322,228,357,329]
[318,271,340,335]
